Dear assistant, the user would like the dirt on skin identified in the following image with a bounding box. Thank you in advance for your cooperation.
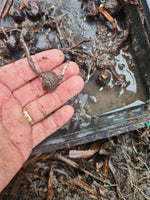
[0,0,147,116]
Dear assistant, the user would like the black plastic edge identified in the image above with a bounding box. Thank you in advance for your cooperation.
[140,0,150,42]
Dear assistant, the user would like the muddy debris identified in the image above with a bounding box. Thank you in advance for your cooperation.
[1,129,150,200]
[0,0,131,84]
[0,0,139,94]
[0,1,149,199]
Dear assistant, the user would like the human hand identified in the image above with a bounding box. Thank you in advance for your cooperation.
[0,49,84,191]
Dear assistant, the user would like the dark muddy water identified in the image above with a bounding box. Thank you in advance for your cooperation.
[84,48,147,115]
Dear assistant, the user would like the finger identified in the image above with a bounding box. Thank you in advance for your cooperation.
[13,62,79,107]
[0,49,64,91]
[25,75,84,122]
[32,105,74,148]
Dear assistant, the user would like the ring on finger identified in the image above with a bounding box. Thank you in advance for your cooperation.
[22,107,35,125]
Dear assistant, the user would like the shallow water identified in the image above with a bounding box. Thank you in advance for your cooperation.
[83,48,147,115]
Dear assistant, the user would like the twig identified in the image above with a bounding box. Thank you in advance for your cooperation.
[62,182,98,200]
[48,13,67,37]
[132,183,150,200]
[70,38,92,50]
[143,162,150,175]
[109,66,122,83]
[0,0,8,20]
[108,159,125,199]
[74,49,97,58]
[60,176,98,196]
[69,149,98,159]
[55,153,111,185]
[47,166,54,200]
[139,127,150,138]
[53,168,69,177]
[20,34,42,77]
[22,0,28,8]
[2,0,13,19]
[0,26,21,33]
[1,26,8,39]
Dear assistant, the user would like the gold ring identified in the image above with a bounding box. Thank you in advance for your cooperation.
[22,108,35,125]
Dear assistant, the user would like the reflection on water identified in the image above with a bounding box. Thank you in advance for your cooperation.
[115,49,137,94]
[83,48,147,116]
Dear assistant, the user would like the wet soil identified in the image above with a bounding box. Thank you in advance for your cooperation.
[0,0,148,116]
[1,129,150,200]
[0,0,149,199]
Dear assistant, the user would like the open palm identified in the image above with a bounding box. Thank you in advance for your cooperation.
[0,49,84,191]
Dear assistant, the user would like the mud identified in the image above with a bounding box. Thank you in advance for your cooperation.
[0,0,148,116]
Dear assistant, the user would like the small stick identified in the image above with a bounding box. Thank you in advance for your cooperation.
[0,0,8,19]
[109,66,122,83]
[19,4,26,10]
[74,49,97,58]
[55,153,112,185]
[1,26,9,39]
[70,38,92,50]
[109,160,124,199]
[47,166,54,199]
[0,26,21,33]
[20,34,42,77]
[2,0,13,19]
[22,0,28,8]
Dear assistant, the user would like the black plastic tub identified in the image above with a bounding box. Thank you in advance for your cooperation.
[32,0,150,154]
